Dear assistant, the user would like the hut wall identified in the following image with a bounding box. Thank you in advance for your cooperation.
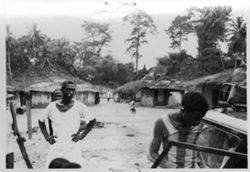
[113,93,120,102]
[13,91,21,107]
[135,91,142,101]
[203,88,213,109]
[31,91,52,108]
[167,91,182,108]
[77,92,88,104]
[77,91,96,105]
[87,92,95,104]
[202,84,221,109]
[141,89,154,106]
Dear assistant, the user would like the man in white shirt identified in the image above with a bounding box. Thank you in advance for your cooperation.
[38,80,96,168]
[106,90,112,102]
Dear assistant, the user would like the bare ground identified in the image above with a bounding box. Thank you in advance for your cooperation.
[7,99,178,170]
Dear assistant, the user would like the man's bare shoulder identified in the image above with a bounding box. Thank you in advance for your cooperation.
[154,117,169,137]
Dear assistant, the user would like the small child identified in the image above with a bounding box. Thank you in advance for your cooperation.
[130,100,136,114]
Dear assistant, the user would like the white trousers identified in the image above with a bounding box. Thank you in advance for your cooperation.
[45,140,83,168]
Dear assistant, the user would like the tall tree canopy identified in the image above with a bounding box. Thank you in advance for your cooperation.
[165,15,193,51]
[188,6,232,57]
[6,23,133,87]
[78,20,112,66]
[166,6,232,74]
[123,9,157,74]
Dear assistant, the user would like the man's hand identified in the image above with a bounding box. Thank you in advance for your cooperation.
[46,135,56,144]
[71,133,82,143]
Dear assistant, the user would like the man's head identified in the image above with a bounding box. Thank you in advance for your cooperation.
[52,89,62,101]
[61,80,76,101]
[181,91,209,127]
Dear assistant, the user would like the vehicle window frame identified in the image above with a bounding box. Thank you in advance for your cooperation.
[151,120,247,169]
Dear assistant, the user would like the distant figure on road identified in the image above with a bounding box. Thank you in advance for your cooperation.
[38,80,96,168]
[147,91,209,168]
[129,100,136,114]
[106,89,112,102]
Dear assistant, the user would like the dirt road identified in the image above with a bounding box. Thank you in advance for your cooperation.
[7,99,178,170]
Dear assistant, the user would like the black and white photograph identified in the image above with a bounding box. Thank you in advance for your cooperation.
[2,0,248,170]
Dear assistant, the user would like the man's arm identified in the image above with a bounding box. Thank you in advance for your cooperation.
[197,151,208,168]
[38,120,56,144]
[147,118,170,168]
[72,118,96,142]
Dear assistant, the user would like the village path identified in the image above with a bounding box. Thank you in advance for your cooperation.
[7,99,178,170]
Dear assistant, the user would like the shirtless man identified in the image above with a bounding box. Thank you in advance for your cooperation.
[38,80,96,168]
[147,91,209,168]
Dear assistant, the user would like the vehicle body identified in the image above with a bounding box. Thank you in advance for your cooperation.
[148,82,247,169]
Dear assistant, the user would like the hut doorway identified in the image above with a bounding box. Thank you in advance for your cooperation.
[212,89,220,108]
[95,92,100,104]
[154,89,168,106]
[19,91,26,106]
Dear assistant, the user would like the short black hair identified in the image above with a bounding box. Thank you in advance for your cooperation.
[61,80,75,90]
[64,162,81,168]
[181,91,209,117]
[48,158,81,168]
[48,158,70,168]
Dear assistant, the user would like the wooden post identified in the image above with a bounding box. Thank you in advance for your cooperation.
[26,92,32,139]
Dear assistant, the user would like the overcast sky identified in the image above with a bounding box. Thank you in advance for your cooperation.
[3,0,249,69]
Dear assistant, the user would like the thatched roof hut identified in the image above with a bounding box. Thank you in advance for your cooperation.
[182,69,233,91]
[181,70,235,109]
[115,80,152,94]
[139,79,185,107]
[7,85,17,93]
[76,84,100,105]
[113,80,152,102]
[8,80,99,108]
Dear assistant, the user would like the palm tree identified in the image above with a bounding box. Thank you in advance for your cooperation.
[188,6,232,72]
[27,24,45,63]
[227,16,246,59]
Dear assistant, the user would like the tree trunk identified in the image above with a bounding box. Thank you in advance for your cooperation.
[136,45,139,75]
[26,94,32,139]
[7,51,12,80]
[219,55,225,71]
[136,14,140,75]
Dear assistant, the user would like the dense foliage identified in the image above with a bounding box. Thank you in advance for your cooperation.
[6,23,135,88]
[6,6,246,87]
[165,6,246,76]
